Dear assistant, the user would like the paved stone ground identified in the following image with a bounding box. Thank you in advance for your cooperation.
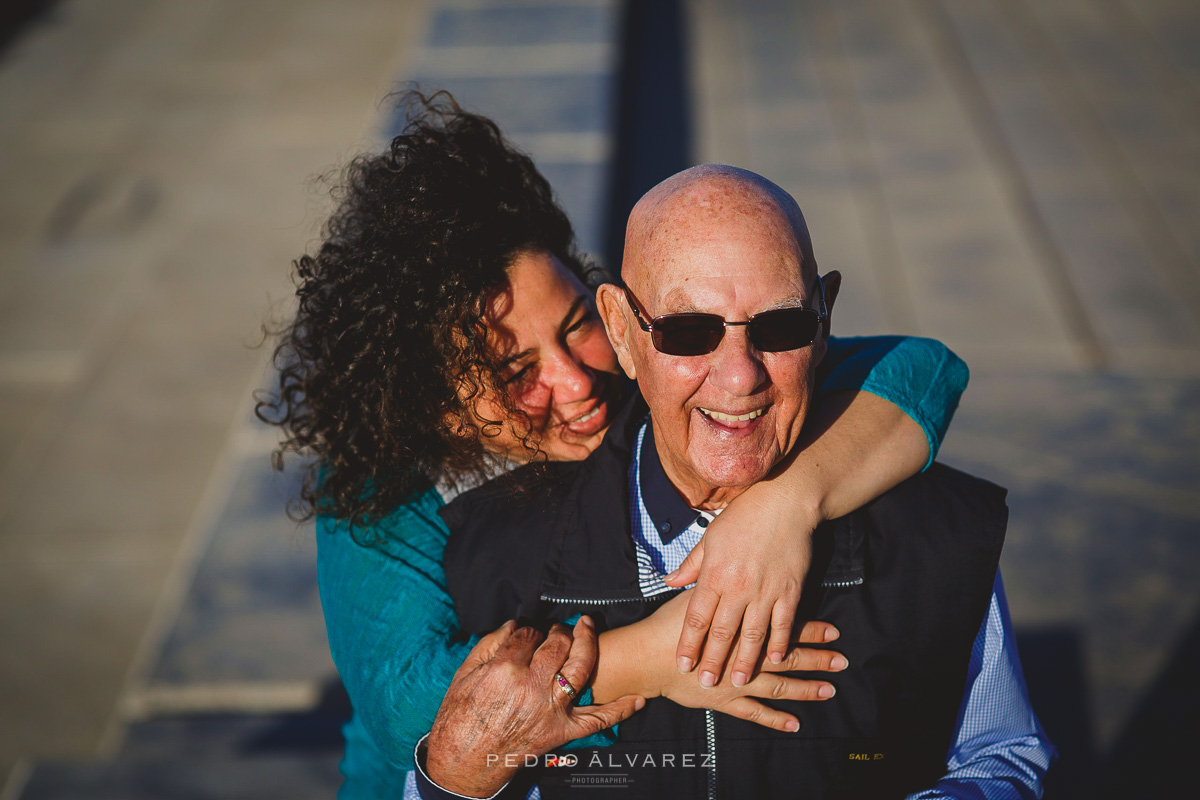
[1,0,1198,798]
[0,0,431,791]
[690,0,1199,794]
[1,0,625,797]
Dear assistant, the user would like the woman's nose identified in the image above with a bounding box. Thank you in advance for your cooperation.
[545,348,598,404]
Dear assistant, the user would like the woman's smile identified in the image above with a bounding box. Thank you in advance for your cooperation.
[473,250,624,462]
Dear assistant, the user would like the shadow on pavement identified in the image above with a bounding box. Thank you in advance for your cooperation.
[0,0,57,55]
[604,0,693,272]
[1017,628,1096,799]
[1098,608,1199,799]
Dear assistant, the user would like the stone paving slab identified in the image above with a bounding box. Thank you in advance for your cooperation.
[394,74,616,135]
[17,756,343,800]
[941,370,1200,747]
[117,709,346,761]
[127,0,625,694]
[9,6,630,793]
[403,0,620,261]
[820,0,1080,360]
[688,2,895,336]
[147,455,330,686]
[5,1,1199,798]
[935,0,1200,369]
[690,0,1200,793]
[426,3,613,47]
[1123,0,1200,91]
[0,0,430,785]
[1022,0,1200,276]
[0,532,179,768]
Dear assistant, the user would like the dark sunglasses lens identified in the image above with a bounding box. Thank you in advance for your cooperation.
[653,314,726,356]
[749,308,819,352]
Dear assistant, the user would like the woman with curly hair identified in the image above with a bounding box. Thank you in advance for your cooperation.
[259,91,968,795]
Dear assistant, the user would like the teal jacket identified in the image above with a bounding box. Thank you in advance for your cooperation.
[316,335,969,794]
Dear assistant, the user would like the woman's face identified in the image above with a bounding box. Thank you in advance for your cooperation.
[471,250,624,462]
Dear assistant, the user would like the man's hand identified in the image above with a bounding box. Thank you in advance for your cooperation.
[595,590,845,734]
[425,617,645,798]
[664,487,818,690]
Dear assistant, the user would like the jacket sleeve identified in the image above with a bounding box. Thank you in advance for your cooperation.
[317,489,477,771]
[818,335,970,469]
[318,485,614,773]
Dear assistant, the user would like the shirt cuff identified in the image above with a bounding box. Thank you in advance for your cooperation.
[413,734,513,800]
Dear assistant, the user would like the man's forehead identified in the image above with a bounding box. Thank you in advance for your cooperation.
[644,170,795,233]
[624,166,814,295]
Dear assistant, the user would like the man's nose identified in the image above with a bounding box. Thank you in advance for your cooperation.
[706,327,767,397]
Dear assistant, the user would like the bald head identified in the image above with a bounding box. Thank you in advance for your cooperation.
[596,163,840,508]
[622,165,817,292]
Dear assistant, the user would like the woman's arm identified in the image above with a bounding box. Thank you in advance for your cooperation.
[590,590,845,733]
[666,335,970,688]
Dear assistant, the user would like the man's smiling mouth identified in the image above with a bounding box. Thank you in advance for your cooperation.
[698,406,766,424]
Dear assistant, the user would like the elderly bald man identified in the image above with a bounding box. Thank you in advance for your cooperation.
[417,166,1055,799]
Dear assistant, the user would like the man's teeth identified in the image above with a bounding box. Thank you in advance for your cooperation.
[571,406,601,425]
[699,407,765,423]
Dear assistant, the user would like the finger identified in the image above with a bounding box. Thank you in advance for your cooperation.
[766,596,799,665]
[674,586,720,674]
[695,598,747,688]
[564,695,646,740]
[720,696,800,733]
[554,617,599,699]
[795,619,840,644]
[760,646,849,674]
[529,622,575,683]
[664,540,704,587]
[453,619,518,681]
[744,672,836,703]
[491,624,545,666]
[728,603,772,688]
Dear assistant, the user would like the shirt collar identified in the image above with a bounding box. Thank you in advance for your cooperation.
[639,422,706,545]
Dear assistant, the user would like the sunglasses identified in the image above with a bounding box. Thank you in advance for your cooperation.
[623,276,827,357]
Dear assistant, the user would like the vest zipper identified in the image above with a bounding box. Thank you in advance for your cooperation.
[705,709,717,799]
[538,589,683,605]
[538,594,660,605]
[544,579,852,800]
[821,577,864,588]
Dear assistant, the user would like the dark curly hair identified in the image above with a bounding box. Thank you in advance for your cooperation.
[257,90,604,529]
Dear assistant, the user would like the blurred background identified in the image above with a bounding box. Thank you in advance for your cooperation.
[0,0,1197,797]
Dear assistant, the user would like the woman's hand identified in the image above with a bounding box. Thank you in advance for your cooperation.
[663,390,929,692]
[426,617,644,798]
[593,591,845,734]
[663,483,819,690]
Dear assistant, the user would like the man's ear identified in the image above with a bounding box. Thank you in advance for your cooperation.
[596,283,638,380]
[818,269,842,340]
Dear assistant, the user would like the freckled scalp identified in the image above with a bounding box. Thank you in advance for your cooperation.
[622,165,816,292]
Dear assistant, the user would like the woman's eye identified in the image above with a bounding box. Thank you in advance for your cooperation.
[566,308,596,334]
[506,363,534,386]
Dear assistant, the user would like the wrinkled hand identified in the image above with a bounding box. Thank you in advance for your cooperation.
[426,617,644,798]
[607,590,845,733]
[664,494,819,690]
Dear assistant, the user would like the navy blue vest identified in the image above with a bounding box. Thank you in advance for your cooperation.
[442,394,1007,799]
